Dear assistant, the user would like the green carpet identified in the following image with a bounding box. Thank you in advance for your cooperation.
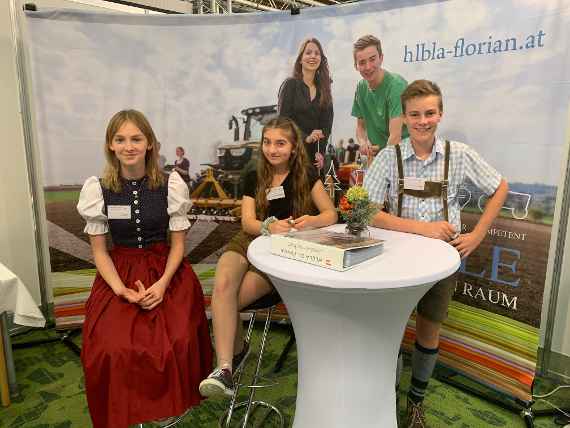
[0,325,568,427]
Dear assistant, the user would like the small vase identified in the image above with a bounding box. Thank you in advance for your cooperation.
[345,223,369,238]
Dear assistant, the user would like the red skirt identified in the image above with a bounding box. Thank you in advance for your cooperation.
[81,243,213,428]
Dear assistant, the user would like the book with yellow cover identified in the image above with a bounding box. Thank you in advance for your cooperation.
[270,229,384,271]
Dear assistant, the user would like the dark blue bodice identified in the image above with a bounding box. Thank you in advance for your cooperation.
[101,177,169,248]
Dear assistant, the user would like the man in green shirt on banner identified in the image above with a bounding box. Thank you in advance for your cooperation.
[352,35,408,156]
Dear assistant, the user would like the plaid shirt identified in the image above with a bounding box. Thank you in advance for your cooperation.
[363,137,502,233]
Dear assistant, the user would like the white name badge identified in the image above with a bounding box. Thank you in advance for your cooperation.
[403,177,426,191]
[267,186,286,201]
[107,205,131,220]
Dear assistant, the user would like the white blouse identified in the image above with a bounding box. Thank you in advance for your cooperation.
[77,172,191,235]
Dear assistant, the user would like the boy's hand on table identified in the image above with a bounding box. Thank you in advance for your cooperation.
[420,221,456,241]
[450,231,485,258]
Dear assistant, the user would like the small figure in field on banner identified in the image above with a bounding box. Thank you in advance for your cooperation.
[352,34,409,158]
[335,138,345,164]
[77,110,212,428]
[278,37,334,172]
[174,146,191,182]
[363,80,508,427]
[199,117,337,397]
[345,137,359,163]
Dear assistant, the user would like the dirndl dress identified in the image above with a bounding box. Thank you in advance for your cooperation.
[77,173,213,428]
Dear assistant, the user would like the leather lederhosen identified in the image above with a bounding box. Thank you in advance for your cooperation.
[394,140,450,221]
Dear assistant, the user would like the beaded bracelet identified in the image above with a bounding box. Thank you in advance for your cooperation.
[260,216,278,236]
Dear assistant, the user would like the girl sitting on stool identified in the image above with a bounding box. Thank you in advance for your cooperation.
[199,116,337,397]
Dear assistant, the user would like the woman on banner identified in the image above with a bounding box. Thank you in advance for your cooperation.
[199,116,337,397]
[278,37,334,172]
[77,109,212,428]
[174,146,191,182]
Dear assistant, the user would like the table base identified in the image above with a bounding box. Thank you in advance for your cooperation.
[273,278,434,428]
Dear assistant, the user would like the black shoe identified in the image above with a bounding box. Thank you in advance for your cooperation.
[199,368,234,397]
[232,342,250,374]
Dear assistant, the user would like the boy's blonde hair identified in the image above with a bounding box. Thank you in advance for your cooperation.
[401,79,444,113]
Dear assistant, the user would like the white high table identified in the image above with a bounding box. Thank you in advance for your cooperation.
[247,225,460,428]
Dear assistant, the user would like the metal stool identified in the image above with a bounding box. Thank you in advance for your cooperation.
[220,290,285,428]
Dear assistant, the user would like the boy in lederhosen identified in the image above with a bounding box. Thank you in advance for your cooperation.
[363,79,508,427]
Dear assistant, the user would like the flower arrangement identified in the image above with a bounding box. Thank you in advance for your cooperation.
[338,186,380,235]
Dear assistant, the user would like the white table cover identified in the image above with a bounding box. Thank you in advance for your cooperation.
[248,225,461,428]
[0,263,45,327]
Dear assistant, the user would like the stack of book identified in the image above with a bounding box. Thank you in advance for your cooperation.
[270,229,384,271]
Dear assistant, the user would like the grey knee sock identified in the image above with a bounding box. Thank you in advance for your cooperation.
[408,341,438,404]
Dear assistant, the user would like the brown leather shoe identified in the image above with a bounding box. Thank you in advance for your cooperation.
[406,397,428,428]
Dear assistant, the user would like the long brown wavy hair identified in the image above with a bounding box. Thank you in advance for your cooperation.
[255,117,315,219]
[292,38,333,108]
[101,109,164,192]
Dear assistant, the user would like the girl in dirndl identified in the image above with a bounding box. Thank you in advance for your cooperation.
[77,109,212,428]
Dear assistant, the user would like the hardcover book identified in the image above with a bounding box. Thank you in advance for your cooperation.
[270,229,384,271]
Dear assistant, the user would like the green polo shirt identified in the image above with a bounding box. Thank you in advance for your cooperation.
[351,70,409,149]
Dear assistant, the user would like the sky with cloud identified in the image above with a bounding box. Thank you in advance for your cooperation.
[24,0,570,186]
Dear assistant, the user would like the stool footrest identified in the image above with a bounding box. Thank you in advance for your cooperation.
[236,375,278,390]
[219,400,284,428]
[243,382,278,390]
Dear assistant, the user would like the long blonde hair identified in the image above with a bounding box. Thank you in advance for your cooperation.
[255,117,315,219]
[101,109,164,192]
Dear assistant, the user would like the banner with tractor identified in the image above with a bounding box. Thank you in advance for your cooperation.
[24,0,570,403]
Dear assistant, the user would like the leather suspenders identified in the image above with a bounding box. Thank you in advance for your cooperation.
[395,140,450,221]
